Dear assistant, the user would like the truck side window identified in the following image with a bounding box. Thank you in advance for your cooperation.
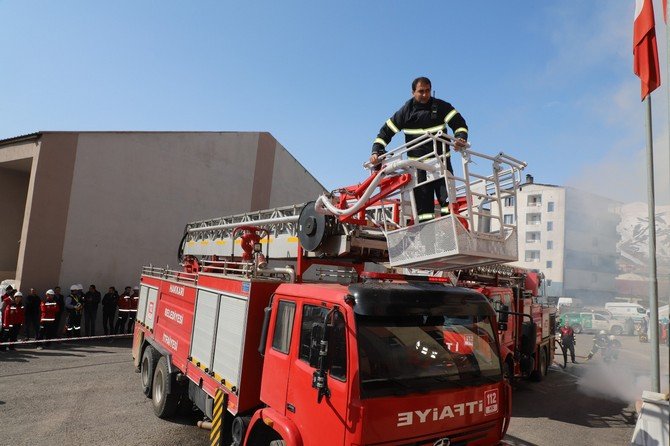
[299,305,347,381]
[272,300,296,354]
[329,311,347,381]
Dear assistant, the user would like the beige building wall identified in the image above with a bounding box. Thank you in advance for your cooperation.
[1,131,325,293]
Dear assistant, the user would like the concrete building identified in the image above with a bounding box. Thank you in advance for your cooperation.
[0,131,325,293]
[507,175,621,304]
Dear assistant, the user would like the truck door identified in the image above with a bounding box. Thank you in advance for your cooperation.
[582,314,593,331]
[260,299,297,415]
[285,303,349,446]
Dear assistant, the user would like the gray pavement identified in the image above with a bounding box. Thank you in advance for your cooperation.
[0,333,666,446]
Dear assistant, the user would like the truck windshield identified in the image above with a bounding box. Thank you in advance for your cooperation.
[356,314,502,399]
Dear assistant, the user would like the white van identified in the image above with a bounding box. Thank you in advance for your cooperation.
[605,302,647,321]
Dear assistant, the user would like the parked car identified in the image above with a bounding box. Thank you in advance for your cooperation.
[559,312,625,335]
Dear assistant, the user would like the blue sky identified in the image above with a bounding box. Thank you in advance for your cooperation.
[1,1,668,202]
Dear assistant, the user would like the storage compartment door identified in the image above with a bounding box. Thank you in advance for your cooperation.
[137,285,150,324]
[144,287,159,330]
[190,289,220,369]
[212,293,249,388]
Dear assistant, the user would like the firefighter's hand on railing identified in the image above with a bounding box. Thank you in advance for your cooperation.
[453,138,468,150]
[368,152,384,171]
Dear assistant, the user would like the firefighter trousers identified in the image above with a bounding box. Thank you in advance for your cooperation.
[562,342,575,364]
[1,325,22,350]
[414,170,448,222]
[40,321,57,343]
[66,311,82,336]
[115,313,129,334]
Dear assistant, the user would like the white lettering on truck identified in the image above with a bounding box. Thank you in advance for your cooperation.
[169,284,185,296]
[164,307,184,325]
[163,333,178,351]
[397,390,499,427]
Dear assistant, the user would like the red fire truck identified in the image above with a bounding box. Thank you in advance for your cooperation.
[456,266,557,382]
[132,134,531,445]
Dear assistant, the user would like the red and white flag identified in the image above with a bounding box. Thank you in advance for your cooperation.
[634,0,661,99]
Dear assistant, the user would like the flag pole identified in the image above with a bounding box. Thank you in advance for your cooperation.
[643,94,661,392]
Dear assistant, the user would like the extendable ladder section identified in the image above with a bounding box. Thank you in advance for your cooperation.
[182,204,303,259]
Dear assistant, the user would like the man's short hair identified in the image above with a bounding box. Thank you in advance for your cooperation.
[412,76,432,91]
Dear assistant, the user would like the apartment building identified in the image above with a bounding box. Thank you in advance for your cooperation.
[506,175,621,304]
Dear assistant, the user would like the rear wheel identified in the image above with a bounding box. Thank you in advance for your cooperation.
[530,349,547,382]
[572,324,582,334]
[141,345,157,398]
[152,357,179,418]
[269,441,286,446]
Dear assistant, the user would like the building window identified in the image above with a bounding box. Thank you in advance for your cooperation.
[546,260,553,269]
[547,221,553,231]
[525,250,540,262]
[547,240,553,249]
[526,213,541,225]
[546,279,552,286]
[504,196,515,207]
[547,202,554,212]
[503,214,514,225]
[272,301,296,354]
[526,231,541,243]
[527,194,542,207]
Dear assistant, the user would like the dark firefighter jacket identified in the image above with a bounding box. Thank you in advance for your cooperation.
[371,97,468,171]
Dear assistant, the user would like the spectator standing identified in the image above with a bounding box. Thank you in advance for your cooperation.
[0,286,15,329]
[2,292,25,350]
[115,286,132,334]
[84,285,101,336]
[65,285,84,337]
[53,286,66,336]
[127,286,140,333]
[559,321,576,366]
[39,290,60,348]
[102,287,119,335]
[23,288,42,342]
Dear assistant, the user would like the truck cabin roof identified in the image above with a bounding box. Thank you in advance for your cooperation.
[347,282,495,318]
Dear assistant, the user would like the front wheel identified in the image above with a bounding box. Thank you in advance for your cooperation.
[572,324,582,334]
[152,357,179,418]
[269,441,286,446]
[141,346,157,398]
[610,325,623,336]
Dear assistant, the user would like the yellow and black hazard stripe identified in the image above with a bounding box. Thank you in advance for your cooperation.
[210,389,228,446]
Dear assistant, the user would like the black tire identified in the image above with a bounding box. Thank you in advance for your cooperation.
[141,346,158,398]
[152,356,179,419]
[530,349,547,382]
[572,324,582,334]
[269,441,286,446]
[502,358,514,385]
[610,325,623,336]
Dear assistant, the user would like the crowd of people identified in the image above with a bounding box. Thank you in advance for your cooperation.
[0,283,139,350]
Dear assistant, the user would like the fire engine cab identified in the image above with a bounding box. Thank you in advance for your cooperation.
[132,133,533,445]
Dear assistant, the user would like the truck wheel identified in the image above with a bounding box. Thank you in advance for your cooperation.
[152,357,178,418]
[141,346,158,398]
[269,441,286,446]
[530,349,546,382]
[610,325,623,336]
[572,324,582,334]
[502,358,514,385]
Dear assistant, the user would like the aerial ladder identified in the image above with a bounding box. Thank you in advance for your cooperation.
[177,132,526,282]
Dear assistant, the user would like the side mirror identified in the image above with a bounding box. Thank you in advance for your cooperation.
[308,323,324,368]
[497,304,509,332]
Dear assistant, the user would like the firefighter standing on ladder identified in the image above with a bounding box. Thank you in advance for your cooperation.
[369,76,469,222]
